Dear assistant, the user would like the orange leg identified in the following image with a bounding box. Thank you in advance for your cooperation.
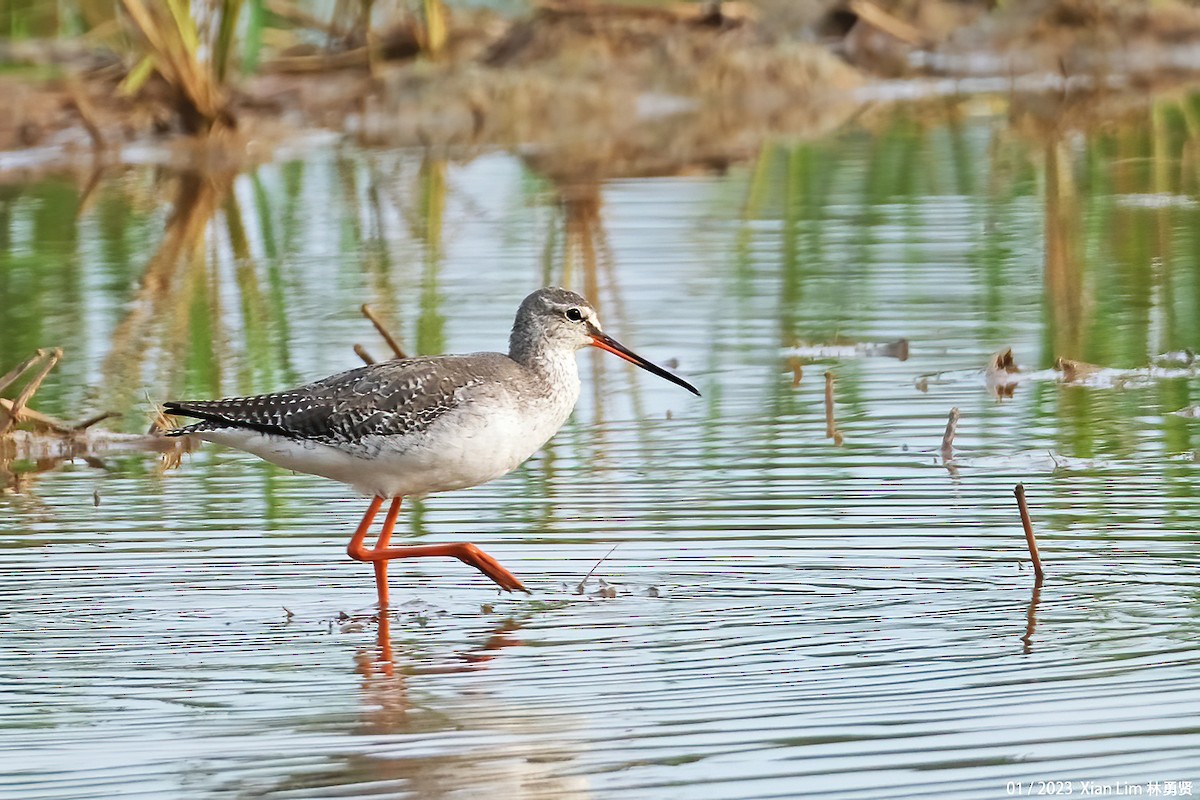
[346,497,528,603]
[372,498,403,610]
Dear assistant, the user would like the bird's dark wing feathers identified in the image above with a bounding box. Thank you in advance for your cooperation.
[164,358,483,444]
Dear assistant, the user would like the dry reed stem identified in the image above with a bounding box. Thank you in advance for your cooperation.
[846,0,926,45]
[266,47,376,73]
[149,402,187,470]
[0,349,62,435]
[1014,483,1045,581]
[824,371,834,434]
[422,0,448,59]
[119,0,232,133]
[67,81,106,150]
[940,407,960,462]
[263,0,335,34]
[72,411,122,431]
[536,0,755,25]
[354,344,377,365]
[788,357,803,387]
[0,399,73,434]
[361,304,408,359]
[148,402,176,435]
[0,353,41,396]
[576,543,620,594]
[824,371,842,444]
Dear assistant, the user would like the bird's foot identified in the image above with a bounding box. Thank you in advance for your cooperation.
[451,543,529,594]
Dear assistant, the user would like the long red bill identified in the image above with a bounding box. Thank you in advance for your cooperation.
[588,330,700,396]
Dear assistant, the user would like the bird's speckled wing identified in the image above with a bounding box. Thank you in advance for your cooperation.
[163,356,501,444]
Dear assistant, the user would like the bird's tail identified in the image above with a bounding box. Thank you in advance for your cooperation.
[161,401,225,436]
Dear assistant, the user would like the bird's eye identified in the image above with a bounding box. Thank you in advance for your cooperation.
[565,308,583,322]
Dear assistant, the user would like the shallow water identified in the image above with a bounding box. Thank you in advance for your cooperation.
[3,97,1200,798]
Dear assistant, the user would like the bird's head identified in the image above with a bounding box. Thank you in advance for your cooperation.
[512,287,700,396]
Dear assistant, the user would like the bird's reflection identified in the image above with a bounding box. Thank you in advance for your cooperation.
[353,610,528,734]
[281,611,595,800]
[352,615,409,734]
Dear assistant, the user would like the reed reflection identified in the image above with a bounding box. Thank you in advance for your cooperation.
[1022,577,1044,655]
[558,180,608,429]
[415,158,448,357]
[1043,139,1087,363]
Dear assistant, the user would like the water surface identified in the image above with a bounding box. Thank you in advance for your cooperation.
[2,97,1200,798]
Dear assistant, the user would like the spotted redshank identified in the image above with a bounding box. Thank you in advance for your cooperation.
[164,287,699,608]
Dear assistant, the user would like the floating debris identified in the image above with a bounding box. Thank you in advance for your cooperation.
[916,347,1200,397]
[1153,350,1196,368]
[930,450,1108,473]
[786,338,909,361]
[2,349,125,437]
[1113,193,1199,209]
[985,348,1022,398]
[0,349,176,491]
[917,347,1035,396]
[1054,357,1103,383]
[1053,354,1200,389]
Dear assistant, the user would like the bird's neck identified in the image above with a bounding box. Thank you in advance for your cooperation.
[509,338,581,397]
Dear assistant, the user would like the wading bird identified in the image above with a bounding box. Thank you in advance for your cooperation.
[165,287,699,609]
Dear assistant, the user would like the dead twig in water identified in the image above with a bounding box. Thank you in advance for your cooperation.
[0,399,73,434]
[824,371,834,435]
[353,344,377,365]
[940,407,960,463]
[71,411,122,432]
[1014,484,1045,581]
[0,348,62,435]
[824,371,843,445]
[576,544,620,594]
[3,351,118,436]
[0,352,43,396]
[361,304,408,359]
[788,357,803,388]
